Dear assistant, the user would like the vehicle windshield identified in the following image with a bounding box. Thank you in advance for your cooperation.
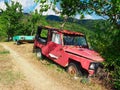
[63,35,87,47]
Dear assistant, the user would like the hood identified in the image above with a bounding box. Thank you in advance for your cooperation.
[63,46,104,62]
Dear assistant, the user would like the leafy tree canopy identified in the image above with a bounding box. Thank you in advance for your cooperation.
[0,1,23,41]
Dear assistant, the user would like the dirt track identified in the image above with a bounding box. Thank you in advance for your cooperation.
[0,43,70,90]
[0,42,107,90]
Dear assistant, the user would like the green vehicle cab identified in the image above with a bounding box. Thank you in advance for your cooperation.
[13,36,35,45]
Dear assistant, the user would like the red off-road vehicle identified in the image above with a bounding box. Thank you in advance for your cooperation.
[33,26,104,77]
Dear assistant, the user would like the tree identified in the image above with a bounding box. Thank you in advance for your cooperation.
[88,0,120,29]
[0,16,7,37]
[29,10,41,35]
[0,1,23,41]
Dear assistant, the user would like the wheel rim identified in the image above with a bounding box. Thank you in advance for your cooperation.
[68,65,77,76]
[36,49,42,59]
[36,52,41,58]
[16,41,19,45]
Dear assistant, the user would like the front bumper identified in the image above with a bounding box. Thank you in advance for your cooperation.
[88,62,103,76]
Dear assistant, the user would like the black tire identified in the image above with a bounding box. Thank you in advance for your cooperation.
[95,67,103,79]
[94,64,104,78]
[32,46,36,53]
[16,41,20,45]
[36,48,43,59]
[67,62,82,78]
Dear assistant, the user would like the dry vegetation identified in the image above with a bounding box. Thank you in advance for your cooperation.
[0,44,33,90]
[0,42,108,90]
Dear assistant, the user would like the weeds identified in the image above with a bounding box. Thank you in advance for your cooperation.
[0,45,23,85]
[0,70,23,85]
[0,45,10,54]
[0,50,10,54]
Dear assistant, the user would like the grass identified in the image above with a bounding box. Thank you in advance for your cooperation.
[36,54,107,90]
[0,70,23,85]
[36,56,65,73]
[0,50,10,54]
[0,45,10,54]
[0,45,24,85]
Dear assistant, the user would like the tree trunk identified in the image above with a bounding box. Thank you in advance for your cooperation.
[31,29,34,36]
[61,22,66,29]
[60,15,68,29]
[7,35,10,41]
[31,24,35,36]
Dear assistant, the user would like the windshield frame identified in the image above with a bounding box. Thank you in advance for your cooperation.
[63,34,89,48]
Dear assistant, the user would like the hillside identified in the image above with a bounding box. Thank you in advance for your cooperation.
[45,15,105,31]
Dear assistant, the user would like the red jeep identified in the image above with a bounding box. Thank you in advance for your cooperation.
[33,26,104,77]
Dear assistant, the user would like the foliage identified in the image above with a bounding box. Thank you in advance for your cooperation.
[29,10,41,35]
[0,1,23,41]
[60,0,87,17]
[0,50,10,54]
[35,0,50,14]
[88,0,120,29]
[49,0,120,29]
[89,23,120,89]
[0,1,42,40]
[104,30,120,89]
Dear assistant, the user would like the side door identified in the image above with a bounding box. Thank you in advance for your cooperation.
[43,32,69,66]
[42,32,61,57]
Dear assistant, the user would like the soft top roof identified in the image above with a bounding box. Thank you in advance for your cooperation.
[39,26,84,36]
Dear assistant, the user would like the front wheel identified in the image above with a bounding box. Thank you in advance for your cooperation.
[67,63,82,78]
[16,41,20,45]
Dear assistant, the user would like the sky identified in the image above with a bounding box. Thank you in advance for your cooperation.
[0,0,103,19]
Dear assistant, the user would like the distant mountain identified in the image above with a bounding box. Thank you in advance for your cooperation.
[46,15,62,22]
[46,15,103,23]
[46,15,104,31]
[24,13,29,15]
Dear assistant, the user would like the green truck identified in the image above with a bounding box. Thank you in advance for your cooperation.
[13,36,35,45]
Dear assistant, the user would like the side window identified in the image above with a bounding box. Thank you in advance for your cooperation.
[40,29,48,39]
[52,33,61,44]
[37,29,48,43]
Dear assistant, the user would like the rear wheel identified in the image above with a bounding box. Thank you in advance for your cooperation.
[36,48,43,59]
[67,62,82,78]
[16,41,20,45]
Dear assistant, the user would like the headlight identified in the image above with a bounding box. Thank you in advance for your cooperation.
[89,63,96,70]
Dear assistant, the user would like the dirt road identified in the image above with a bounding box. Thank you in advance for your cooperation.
[0,43,70,90]
[0,42,107,90]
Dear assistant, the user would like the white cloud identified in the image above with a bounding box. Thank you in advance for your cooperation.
[42,9,59,16]
[42,7,60,16]
[0,1,6,10]
[75,14,94,20]
[84,15,94,19]
[13,0,36,12]
[75,14,80,19]
[0,0,36,12]
[13,0,34,8]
